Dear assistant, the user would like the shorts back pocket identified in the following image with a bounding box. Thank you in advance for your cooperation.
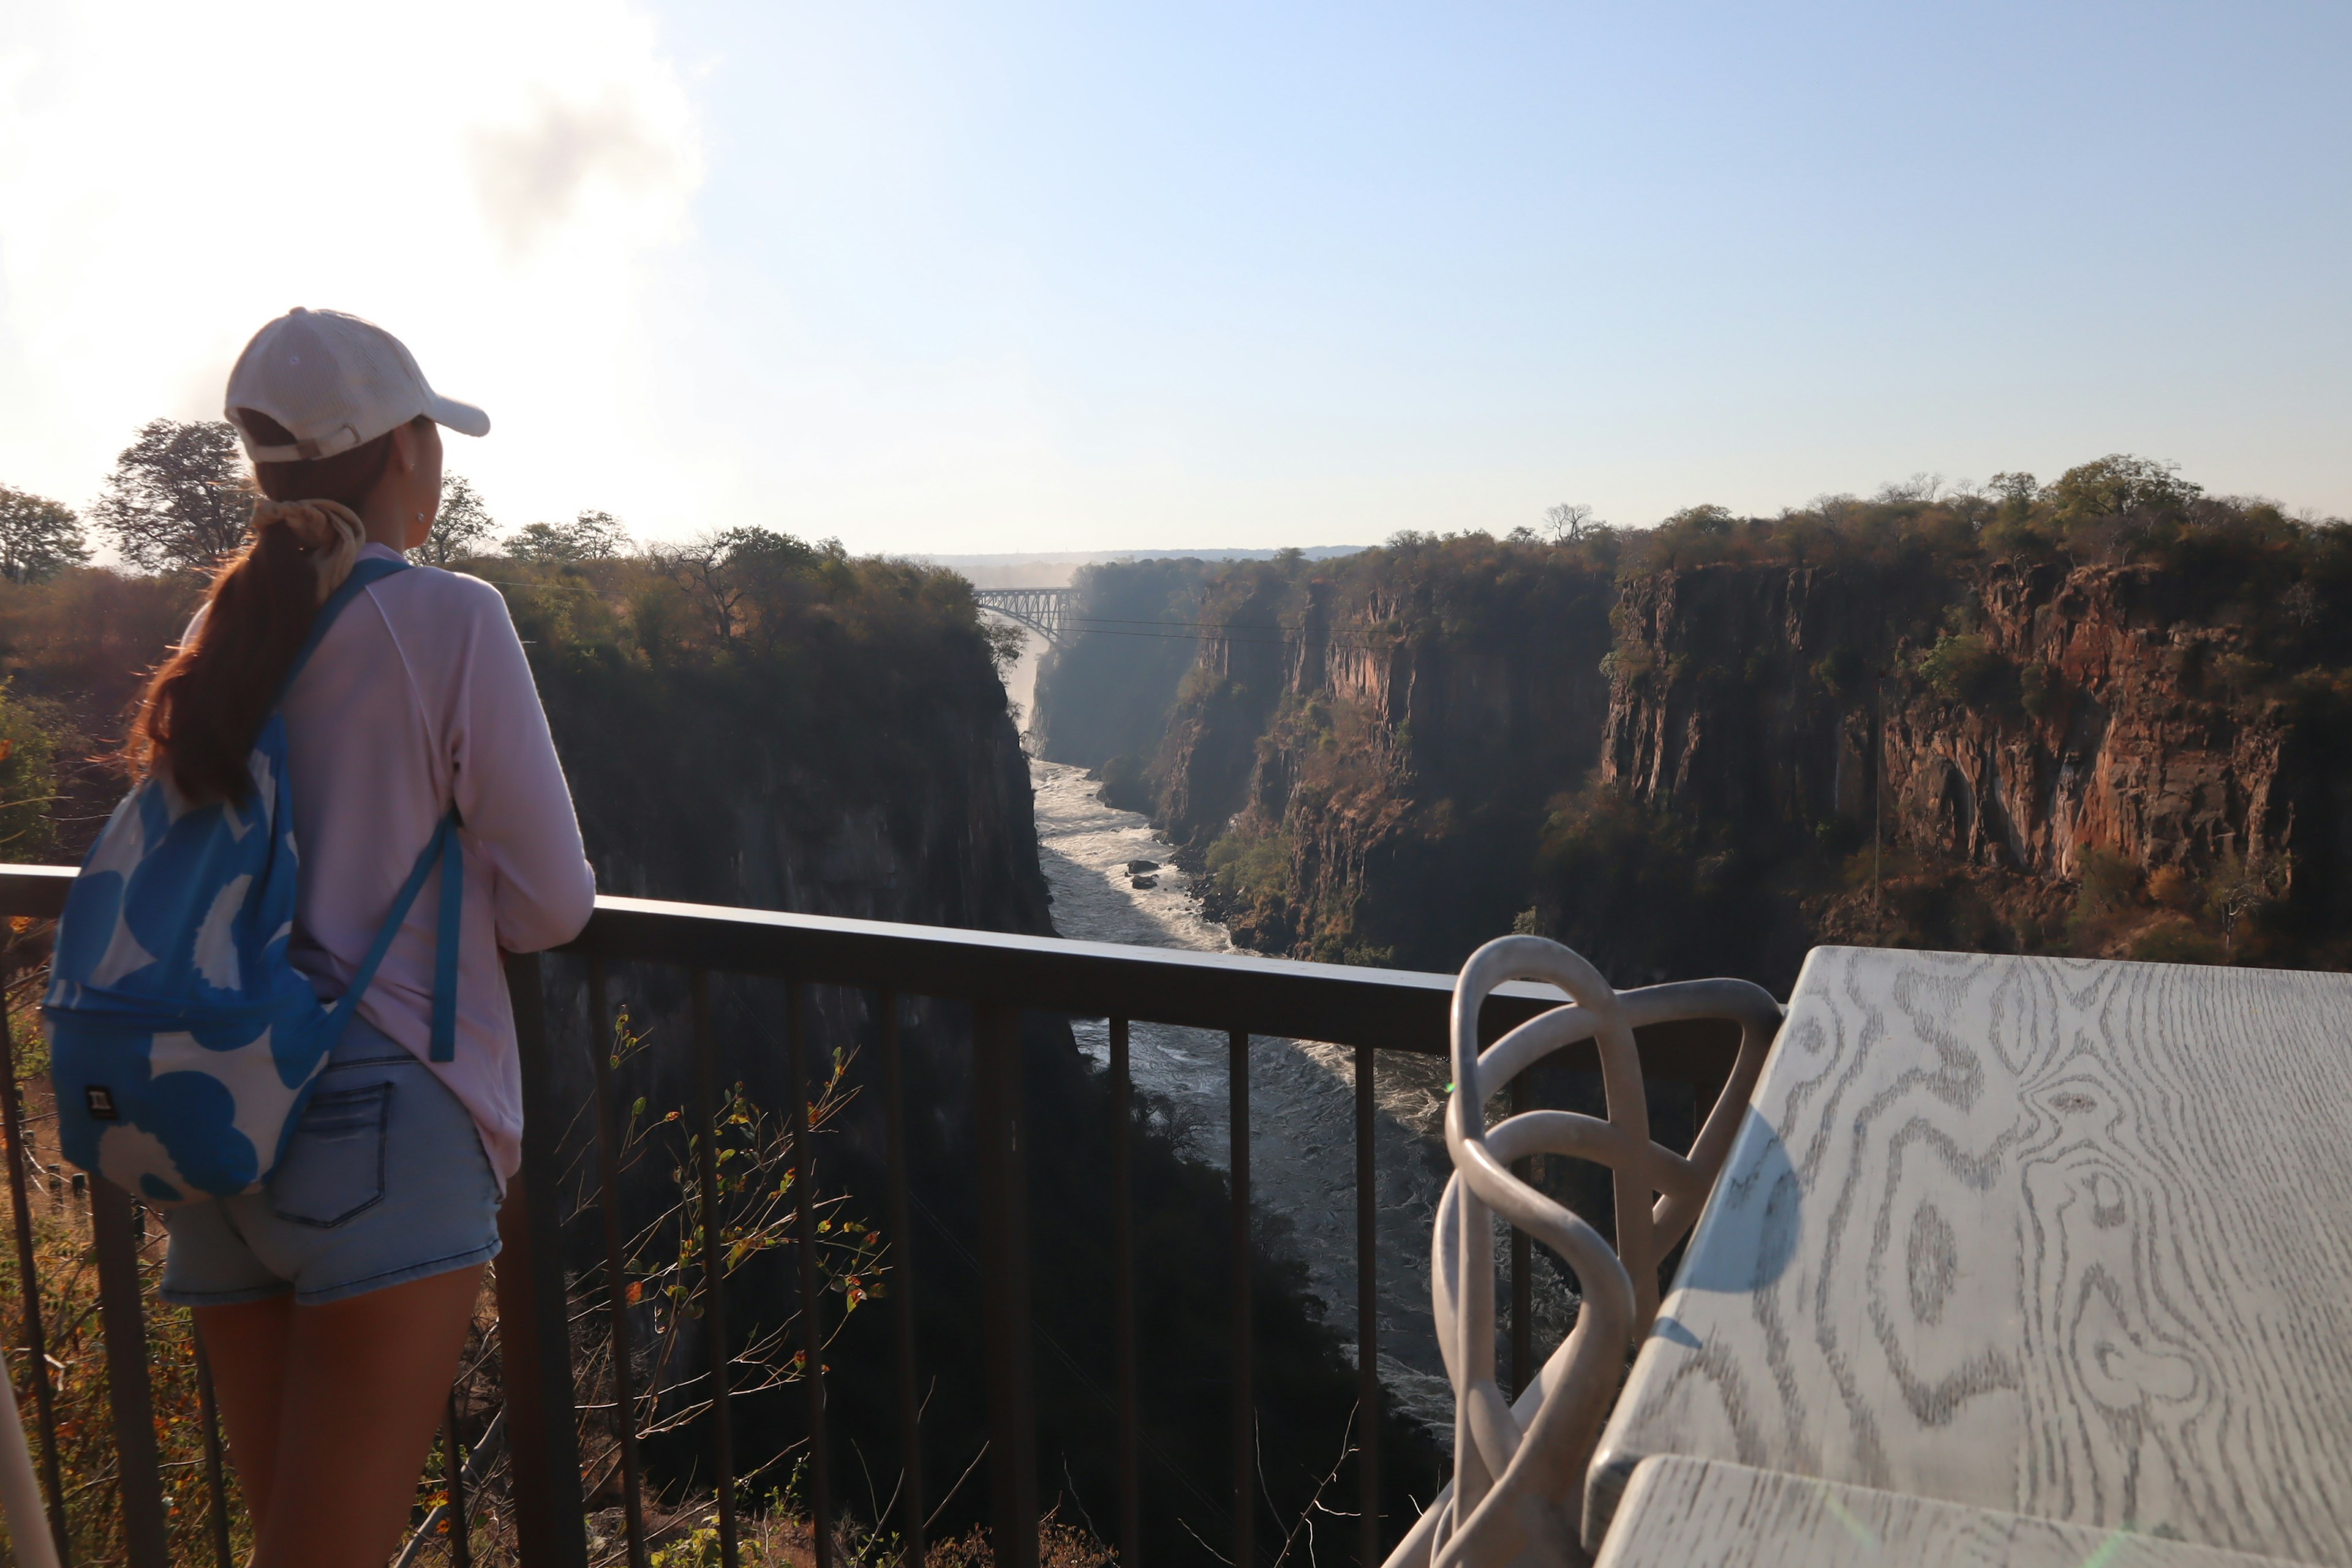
[270,1082,391,1227]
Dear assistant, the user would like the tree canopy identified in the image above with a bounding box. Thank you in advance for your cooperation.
[418,473,497,564]
[505,509,631,563]
[0,486,91,583]
[94,419,252,572]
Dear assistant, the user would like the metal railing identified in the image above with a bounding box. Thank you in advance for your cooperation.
[0,866,1759,1568]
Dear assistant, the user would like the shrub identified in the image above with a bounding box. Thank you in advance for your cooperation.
[1811,647,1867,703]
[2128,917,2225,966]
[2018,660,2059,719]
[1917,632,2016,708]
[2146,865,2196,910]
[2075,846,2143,918]
[1207,828,1294,900]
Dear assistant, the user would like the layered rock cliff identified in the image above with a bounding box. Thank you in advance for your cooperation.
[1139,537,1617,968]
[1065,466,2352,987]
[1605,559,2305,881]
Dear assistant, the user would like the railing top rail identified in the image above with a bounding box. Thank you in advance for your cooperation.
[0,869,1777,1064]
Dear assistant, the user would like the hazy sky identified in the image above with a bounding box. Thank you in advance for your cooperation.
[4,2,2347,554]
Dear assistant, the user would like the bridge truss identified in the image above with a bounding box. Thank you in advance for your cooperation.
[973,586,1078,648]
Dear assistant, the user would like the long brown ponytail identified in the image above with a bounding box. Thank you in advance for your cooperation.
[126,410,421,804]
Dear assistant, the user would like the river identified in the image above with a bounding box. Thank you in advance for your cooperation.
[1028,757,1472,1434]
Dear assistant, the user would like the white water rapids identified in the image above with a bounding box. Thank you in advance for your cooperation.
[1028,758,1468,1433]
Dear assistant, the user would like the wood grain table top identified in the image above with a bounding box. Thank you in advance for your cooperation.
[1589,947,2352,1566]
[1596,1456,2312,1568]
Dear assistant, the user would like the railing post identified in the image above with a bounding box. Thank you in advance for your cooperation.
[0,961,69,1566]
[586,962,649,1568]
[786,982,834,1565]
[1229,1028,1254,1567]
[1354,1041,1379,1567]
[194,1338,233,1568]
[88,1179,167,1568]
[876,994,925,1566]
[972,1005,1037,1568]
[1110,1019,1140,1567]
[494,951,588,1568]
[688,970,739,1568]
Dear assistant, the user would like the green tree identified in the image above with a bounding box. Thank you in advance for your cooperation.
[2045,454,2201,525]
[653,527,826,644]
[2204,851,2288,954]
[94,419,252,571]
[0,485,91,582]
[1916,631,2016,707]
[1544,502,1599,543]
[505,509,631,563]
[418,473,497,565]
[0,683,62,857]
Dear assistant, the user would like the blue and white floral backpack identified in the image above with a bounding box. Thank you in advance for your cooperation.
[45,556,461,1205]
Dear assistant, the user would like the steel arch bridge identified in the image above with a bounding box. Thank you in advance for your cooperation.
[973,587,1077,648]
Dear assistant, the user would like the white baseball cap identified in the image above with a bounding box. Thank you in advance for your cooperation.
[223,307,490,463]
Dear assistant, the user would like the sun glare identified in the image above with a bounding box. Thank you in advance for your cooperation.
[0,1,704,527]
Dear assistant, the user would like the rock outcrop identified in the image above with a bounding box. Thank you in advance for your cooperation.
[1140,540,1617,968]
[1604,559,2308,886]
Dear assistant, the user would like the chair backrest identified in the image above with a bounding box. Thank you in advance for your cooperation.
[1385,935,1781,1568]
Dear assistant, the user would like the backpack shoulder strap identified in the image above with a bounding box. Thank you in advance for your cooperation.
[273,555,413,708]
[268,554,466,1061]
[322,805,464,1060]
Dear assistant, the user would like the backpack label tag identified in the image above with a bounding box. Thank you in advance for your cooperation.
[84,1086,118,1121]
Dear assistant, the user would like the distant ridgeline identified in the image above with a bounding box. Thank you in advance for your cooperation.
[1031,459,2352,988]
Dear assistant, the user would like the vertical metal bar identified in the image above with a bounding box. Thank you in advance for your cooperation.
[194,1336,232,1568]
[1110,1019,1140,1567]
[586,961,649,1568]
[787,982,834,1566]
[1354,1042,1379,1568]
[876,994,925,1566]
[492,951,589,1568]
[1509,1074,1532,1400]
[445,1389,473,1568]
[89,1180,167,1568]
[972,1005,1037,1568]
[1229,1028,1253,1568]
[689,970,739,1568]
[0,968,68,1566]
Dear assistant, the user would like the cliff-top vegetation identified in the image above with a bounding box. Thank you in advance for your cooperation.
[1041,455,2352,988]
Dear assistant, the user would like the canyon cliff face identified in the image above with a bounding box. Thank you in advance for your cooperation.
[1140,540,1616,968]
[1604,560,2302,881]
[1055,484,2351,990]
[502,561,1436,1559]
[1029,556,1216,774]
[540,649,1051,934]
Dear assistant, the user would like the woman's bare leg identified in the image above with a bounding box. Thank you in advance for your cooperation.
[192,1294,298,1523]
[247,1264,484,1568]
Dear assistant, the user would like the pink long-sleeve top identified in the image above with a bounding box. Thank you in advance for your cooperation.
[266,543,596,1185]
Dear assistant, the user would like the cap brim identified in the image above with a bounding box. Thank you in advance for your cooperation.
[426,392,491,438]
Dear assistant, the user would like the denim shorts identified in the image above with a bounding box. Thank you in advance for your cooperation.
[159,1016,503,1307]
